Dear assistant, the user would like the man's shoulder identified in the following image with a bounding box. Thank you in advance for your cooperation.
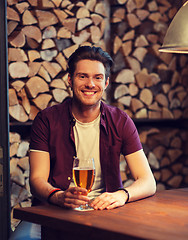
[35,97,71,121]
[101,101,129,118]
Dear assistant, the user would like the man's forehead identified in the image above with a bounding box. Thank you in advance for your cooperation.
[76,59,104,66]
[75,59,105,73]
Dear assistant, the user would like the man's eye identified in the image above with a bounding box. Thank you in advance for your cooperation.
[80,75,85,79]
[96,76,103,80]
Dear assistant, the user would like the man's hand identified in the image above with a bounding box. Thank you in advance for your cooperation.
[90,190,128,210]
[50,187,90,209]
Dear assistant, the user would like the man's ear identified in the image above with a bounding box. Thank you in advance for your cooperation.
[68,74,72,88]
[105,77,109,90]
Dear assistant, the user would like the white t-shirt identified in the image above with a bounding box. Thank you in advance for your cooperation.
[70,114,104,199]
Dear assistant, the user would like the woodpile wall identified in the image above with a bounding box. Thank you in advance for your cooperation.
[121,126,188,191]
[110,0,188,119]
[7,0,188,230]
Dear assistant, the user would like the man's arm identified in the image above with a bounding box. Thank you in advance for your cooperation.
[124,149,156,202]
[90,149,156,210]
[29,151,89,208]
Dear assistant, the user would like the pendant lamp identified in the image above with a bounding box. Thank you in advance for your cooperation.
[159,1,188,53]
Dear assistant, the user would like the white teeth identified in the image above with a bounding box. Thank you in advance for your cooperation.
[84,92,94,95]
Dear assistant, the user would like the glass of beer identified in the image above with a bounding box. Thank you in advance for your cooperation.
[72,157,95,211]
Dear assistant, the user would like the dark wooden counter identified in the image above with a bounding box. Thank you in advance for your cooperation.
[14,188,188,240]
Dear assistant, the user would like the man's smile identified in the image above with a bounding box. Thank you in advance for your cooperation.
[82,91,96,96]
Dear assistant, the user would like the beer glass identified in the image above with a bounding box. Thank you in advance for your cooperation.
[72,157,95,211]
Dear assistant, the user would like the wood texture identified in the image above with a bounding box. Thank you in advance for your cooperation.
[13,189,188,240]
[7,0,188,122]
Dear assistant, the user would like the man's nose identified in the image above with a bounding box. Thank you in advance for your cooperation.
[86,77,95,87]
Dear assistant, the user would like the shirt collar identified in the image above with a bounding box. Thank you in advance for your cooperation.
[67,97,76,126]
[67,97,108,132]
[100,101,108,134]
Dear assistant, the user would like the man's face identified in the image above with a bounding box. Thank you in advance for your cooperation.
[68,59,109,108]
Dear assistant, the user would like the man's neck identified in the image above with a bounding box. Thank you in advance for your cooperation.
[71,100,101,123]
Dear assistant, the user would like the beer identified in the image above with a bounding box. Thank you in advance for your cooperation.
[73,168,95,193]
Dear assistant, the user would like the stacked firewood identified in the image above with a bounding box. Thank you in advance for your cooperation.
[110,0,188,119]
[140,126,188,190]
[9,132,31,230]
[7,0,188,122]
[120,126,188,191]
[8,0,109,122]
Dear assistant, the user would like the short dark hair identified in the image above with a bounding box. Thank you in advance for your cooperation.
[68,46,113,80]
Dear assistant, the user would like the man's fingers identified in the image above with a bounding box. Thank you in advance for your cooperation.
[61,187,90,209]
[90,191,125,210]
[69,187,88,195]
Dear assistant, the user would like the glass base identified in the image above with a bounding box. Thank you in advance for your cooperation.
[73,204,94,211]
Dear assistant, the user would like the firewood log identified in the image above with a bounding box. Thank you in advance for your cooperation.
[7,21,18,36]
[43,26,57,39]
[114,84,129,99]
[53,9,68,23]
[140,88,153,105]
[42,61,62,78]
[22,26,42,43]
[7,7,20,22]
[32,94,52,110]
[28,51,40,62]
[50,79,67,90]
[22,10,37,25]
[9,104,29,122]
[90,25,102,43]
[8,48,28,62]
[91,13,103,25]
[9,62,29,78]
[26,76,49,98]
[15,2,29,14]
[38,66,51,83]
[9,89,19,106]
[77,18,92,31]
[28,62,41,77]
[115,69,135,84]
[18,88,31,114]
[62,18,77,33]
[9,31,25,48]
[29,105,39,121]
[131,98,144,112]
[57,27,71,38]
[52,89,69,103]
[11,80,25,92]
[35,10,58,30]
[72,30,91,45]
[76,7,90,19]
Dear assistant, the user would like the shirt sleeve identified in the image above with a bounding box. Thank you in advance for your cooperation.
[122,115,142,156]
[29,111,50,152]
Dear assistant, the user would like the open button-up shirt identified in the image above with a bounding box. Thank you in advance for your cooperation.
[30,97,142,195]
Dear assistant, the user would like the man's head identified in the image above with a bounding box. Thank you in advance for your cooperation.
[68,46,113,81]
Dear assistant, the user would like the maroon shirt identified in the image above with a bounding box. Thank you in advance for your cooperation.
[30,97,142,193]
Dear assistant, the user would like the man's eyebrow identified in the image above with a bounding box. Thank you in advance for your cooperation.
[75,72,88,76]
[95,73,104,76]
[75,73,104,77]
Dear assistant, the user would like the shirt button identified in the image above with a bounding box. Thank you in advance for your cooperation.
[68,177,71,180]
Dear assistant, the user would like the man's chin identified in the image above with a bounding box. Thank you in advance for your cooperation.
[73,94,101,107]
[80,98,101,107]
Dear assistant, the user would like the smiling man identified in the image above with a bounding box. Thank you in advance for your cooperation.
[10,46,156,239]
[28,46,156,213]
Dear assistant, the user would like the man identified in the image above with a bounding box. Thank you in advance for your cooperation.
[29,46,156,211]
